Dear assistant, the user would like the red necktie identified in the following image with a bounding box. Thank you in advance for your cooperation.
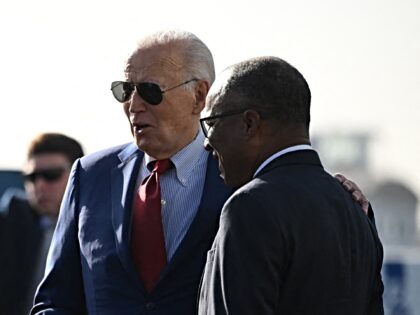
[131,159,172,292]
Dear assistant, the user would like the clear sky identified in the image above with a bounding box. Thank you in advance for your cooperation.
[1,0,419,196]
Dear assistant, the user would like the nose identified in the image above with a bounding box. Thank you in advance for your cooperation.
[203,138,213,151]
[32,176,50,191]
[128,88,147,113]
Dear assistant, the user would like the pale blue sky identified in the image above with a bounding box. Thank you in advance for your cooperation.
[1,0,419,195]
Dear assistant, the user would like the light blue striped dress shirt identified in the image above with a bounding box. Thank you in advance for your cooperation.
[138,131,209,261]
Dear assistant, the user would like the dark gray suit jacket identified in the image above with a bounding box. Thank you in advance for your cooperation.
[0,196,48,315]
[198,150,384,315]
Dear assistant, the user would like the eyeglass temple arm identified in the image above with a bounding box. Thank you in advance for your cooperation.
[163,78,198,93]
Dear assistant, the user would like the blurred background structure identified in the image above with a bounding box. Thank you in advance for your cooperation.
[314,133,420,315]
[0,0,419,314]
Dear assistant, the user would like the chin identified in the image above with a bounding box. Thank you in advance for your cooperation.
[135,138,151,152]
[221,174,237,187]
[136,141,166,159]
[219,167,238,187]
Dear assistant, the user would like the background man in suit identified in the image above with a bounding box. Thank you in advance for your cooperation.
[0,132,84,315]
[198,56,384,314]
[31,31,372,315]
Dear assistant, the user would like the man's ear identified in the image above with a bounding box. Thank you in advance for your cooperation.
[192,80,210,114]
[242,109,261,138]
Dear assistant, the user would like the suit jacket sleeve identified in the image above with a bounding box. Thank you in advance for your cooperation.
[360,201,384,314]
[367,209,385,315]
[199,191,286,315]
[31,160,87,315]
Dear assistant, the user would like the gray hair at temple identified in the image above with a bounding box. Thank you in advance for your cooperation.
[137,30,216,89]
[221,56,311,129]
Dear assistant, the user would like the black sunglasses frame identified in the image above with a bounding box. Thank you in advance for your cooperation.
[200,110,246,138]
[111,78,198,105]
[24,167,67,183]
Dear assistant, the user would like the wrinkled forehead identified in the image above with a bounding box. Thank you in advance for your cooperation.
[124,44,184,80]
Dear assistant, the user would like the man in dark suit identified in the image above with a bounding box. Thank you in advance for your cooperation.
[0,133,84,315]
[198,56,384,314]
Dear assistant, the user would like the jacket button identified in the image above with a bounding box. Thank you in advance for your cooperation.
[145,302,155,310]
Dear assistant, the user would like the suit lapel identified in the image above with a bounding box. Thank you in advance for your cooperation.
[159,154,233,279]
[110,144,143,289]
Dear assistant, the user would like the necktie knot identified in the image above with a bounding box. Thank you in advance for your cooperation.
[152,159,172,175]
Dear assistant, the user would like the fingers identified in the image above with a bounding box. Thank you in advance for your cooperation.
[343,181,354,192]
[352,191,369,214]
[335,173,369,214]
[335,174,360,193]
[334,173,346,183]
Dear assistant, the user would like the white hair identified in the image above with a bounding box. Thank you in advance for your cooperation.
[137,29,215,88]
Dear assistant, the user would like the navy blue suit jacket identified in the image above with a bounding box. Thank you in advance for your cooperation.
[31,143,232,315]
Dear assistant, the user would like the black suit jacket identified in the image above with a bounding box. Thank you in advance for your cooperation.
[0,196,46,315]
[198,150,384,315]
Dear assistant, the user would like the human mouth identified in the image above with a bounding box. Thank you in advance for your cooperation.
[133,123,152,134]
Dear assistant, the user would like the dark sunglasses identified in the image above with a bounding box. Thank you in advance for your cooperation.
[110,78,197,105]
[24,167,67,183]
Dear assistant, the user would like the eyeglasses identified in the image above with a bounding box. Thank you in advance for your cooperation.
[24,167,67,183]
[110,78,198,105]
[200,110,246,138]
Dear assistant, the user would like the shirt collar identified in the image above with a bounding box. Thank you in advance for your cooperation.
[253,144,313,177]
[143,130,207,186]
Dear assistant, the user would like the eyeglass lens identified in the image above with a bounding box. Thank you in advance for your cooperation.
[200,120,211,138]
[111,82,167,105]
